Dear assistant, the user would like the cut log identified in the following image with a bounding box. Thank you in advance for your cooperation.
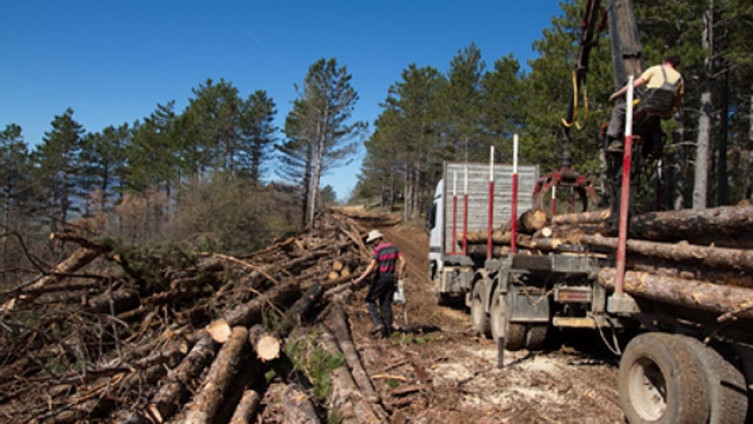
[551,209,610,225]
[629,261,753,289]
[248,324,280,362]
[282,383,320,424]
[1,242,111,312]
[207,319,232,344]
[328,271,341,280]
[144,333,217,423]
[327,302,388,421]
[582,233,753,272]
[518,208,548,234]
[332,260,344,272]
[229,389,261,424]
[597,268,753,319]
[222,281,299,327]
[183,326,249,424]
[287,282,323,325]
[311,327,382,424]
[625,203,753,246]
[87,287,140,314]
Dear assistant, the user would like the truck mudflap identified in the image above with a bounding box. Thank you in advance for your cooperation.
[508,286,550,323]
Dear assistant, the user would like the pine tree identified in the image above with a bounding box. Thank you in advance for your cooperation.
[239,90,277,183]
[33,107,85,235]
[282,58,365,230]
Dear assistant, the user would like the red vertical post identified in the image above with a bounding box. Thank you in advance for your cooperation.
[510,134,519,253]
[614,76,636,295]
[550,186,557,218]
[487,147,495,260]
[451,171,458,254]
[462,166,469,255]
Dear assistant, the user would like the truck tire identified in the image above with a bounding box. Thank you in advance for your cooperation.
[490,291,526,350]
[525,324,547,351]
[618,333,709,424]
[676,336,748,424]
[471,283,490,338]
[490,290,506,341]
[505,323,526,351]
[434,292,452,306]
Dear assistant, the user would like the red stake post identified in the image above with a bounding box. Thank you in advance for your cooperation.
[510,134,519,253]
[614,76,636,295]
[462,165,469,255]
[487,146,495,260]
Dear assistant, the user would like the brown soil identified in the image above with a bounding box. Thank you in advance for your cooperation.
[324,216,625,424]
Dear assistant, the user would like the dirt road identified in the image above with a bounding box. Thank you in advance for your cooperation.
[343,220,625,423]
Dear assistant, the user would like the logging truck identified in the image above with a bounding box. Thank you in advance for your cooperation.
[428,147,753,423]
[429,0,753,422]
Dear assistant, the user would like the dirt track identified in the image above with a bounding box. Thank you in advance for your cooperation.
[336,219,625,423]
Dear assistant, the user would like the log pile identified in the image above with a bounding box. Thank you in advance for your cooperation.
[0,213,385,423]
[463,201,753,322]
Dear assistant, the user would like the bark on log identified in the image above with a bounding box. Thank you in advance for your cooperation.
[144,333,217,423]
[465,244,511,258]
[582,233,753,272]
[222,281,299,327]
[629,261,753,289]
[625,203,753,246]
[597,268,753,319]
[87,287,140,314]
[1,242,111,311]
[287,282,323,325]
[229,389,261,424]
[183,326,249,424]
[327,303,388,421]
[314,328,382,424]
[282,383,320,424]
[551,209,610,225]
[464,229,520,245]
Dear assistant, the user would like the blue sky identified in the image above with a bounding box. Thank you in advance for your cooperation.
[1,1,564,201]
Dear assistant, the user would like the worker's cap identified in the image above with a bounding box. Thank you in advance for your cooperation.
[365,229,383,243]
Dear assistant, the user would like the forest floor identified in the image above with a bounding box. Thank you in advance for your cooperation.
[259,211,626,423]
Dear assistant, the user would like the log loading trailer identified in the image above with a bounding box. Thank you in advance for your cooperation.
[429,144,753,423]
[428,0,753,421]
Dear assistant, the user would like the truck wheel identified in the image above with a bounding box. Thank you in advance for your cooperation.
[471,283,490,338]
[618,333,709,424]
[490,290,506,341]
[505,323,526,351]
[525,324,547,351]
[676,336,748,424]
[434,292,451,306]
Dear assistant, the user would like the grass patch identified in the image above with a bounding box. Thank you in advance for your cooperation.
[285,330,346,400]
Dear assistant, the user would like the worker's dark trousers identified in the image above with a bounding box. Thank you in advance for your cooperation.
[365,274,395,335]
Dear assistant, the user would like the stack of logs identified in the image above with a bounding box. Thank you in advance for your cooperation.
[0,213,386,423]
[463,201,753,321]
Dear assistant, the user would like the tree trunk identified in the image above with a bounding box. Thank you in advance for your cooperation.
[317,329,382,424]
[518,208,548,234]
[222,281,299,327]
[183,326,249,424]
[144,333,217,423]
[598,267,753,319]
[281,383,320,424]
[582,233,753,271]
[694,3,714,209]
[551,209,610,226]
[624,203,753,246]
[229,390,261,424]
[327,302,388,421]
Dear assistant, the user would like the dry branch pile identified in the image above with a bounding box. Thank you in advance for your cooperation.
[464,201,753,321]
[0,213,380,423]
